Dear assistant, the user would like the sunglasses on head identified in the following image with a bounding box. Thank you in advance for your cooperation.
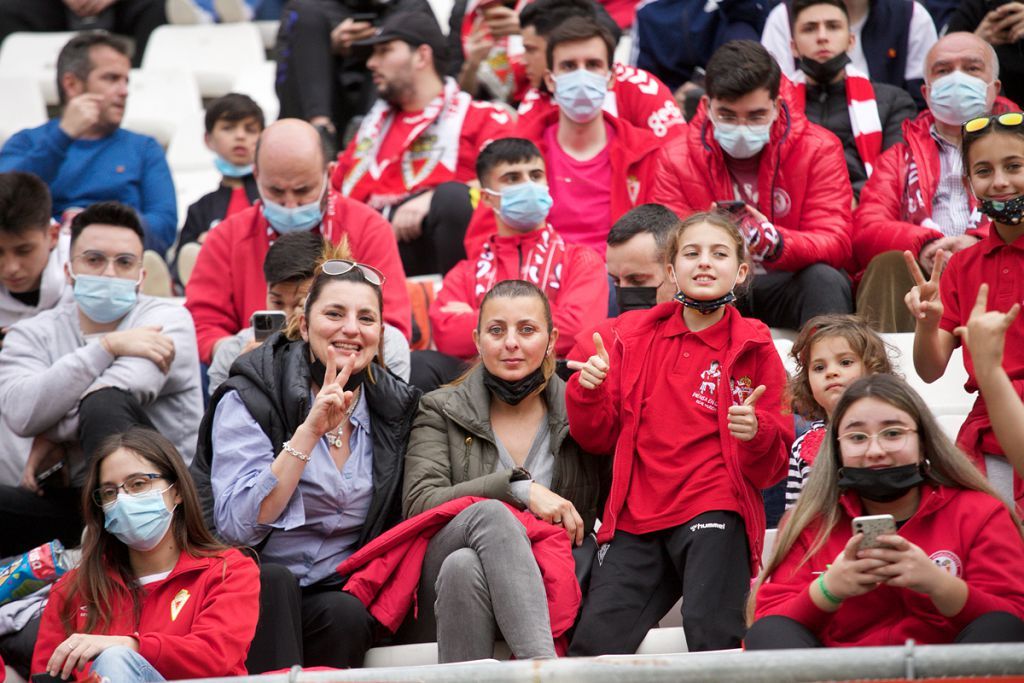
[963,112,1024,134]
[320,259,386,286]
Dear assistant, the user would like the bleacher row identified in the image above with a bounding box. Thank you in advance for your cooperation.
[0,13,980,679]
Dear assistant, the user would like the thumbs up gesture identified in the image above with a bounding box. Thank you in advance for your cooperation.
[566,332,610,390]
[727,384,766,442]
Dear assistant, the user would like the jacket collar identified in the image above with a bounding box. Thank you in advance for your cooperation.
[838,482,948,519]
[525,108,662,166]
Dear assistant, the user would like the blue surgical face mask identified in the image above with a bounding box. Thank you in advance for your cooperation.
[927,70,991,126]
[712,117,773,160]
[214,155,254,178]
[552,69,608,123]
[261,175,327,234]
[486,181,553,231]
[72,272,139,324]
[103,486,176,552]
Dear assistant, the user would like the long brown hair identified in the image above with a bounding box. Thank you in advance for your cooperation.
[748,374,1023,623]
[787,314,895,421]
[60,428,229,635]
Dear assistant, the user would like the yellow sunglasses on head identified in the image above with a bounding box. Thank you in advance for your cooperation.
[963,112,1024,134]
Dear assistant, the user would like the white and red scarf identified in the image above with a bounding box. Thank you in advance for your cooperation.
[473,225,565,301]
[791,64,882,177]
[461,0,529,102]
[341,78,470,201]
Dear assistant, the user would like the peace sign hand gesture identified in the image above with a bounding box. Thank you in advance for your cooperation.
[302,353,356,438]
[954,283,1021,378]
[903,248,947,327]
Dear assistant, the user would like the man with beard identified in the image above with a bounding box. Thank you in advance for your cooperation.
[330,11,515,275]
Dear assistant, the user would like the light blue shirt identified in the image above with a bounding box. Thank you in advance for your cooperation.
[210,389,374,586]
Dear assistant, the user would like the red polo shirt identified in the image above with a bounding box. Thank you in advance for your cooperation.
[617,308,740,534]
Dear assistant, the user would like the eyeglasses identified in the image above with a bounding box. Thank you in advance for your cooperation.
[963,112,1024,134]
[72,251,141,277]
[321,259,386,286]
[837,426,917,456]
[92,473,168,506]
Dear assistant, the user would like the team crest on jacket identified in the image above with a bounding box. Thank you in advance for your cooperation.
[627,175,640,205]
[731,376,754,405]
[170,589,191,621]
[929,550,962,577]
[772,188,792,217]
[693,360,721,410]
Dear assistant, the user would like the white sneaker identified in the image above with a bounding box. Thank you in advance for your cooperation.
[165,0,214,24]
[214,0,253,22]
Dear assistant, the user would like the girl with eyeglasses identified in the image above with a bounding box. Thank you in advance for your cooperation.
[747,374,1024,649]
[904,111,1024,509]
[31,428,259,682]
[199,258,421,670]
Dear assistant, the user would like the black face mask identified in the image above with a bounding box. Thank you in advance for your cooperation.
[481,366,546,405]
[615,285,659,313]
[837,463,925,502]
[798,52,851,84]
[307,345,368,391]
[673,289,736,315]
[980,194,1024,225]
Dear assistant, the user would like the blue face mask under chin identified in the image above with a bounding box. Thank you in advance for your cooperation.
[72,273,139,324]
[214,155,254,178]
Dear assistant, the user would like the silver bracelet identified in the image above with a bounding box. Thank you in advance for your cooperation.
[281,440,311,463]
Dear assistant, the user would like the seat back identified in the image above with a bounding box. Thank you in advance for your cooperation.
[141,24,265,98]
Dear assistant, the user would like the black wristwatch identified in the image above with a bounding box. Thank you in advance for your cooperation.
[510,467,532,482]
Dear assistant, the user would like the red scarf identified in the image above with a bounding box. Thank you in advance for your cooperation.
[473,225,565,302]
[791,64,882,177]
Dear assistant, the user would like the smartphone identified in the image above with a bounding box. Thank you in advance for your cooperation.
[33,674,66,683]
[350,11,380,23]
[251,310,287,342]
[717,200,748,215]
[852,514,897,549]
[36,460,65,488]
[985,0,1012,11]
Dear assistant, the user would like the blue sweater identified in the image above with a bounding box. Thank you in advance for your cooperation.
[0,120,177,254]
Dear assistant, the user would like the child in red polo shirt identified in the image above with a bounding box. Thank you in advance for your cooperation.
[565,211,792,654]
[905,112,1024,508]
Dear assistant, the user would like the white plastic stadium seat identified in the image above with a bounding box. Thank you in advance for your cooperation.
[254,20,279,50]
[141,24,265,98]
[936,413,968,442]
[0,31,76,106]
[773,337,795,376]
[0,75,47,148]
[231,60,279,123]
[122,68,202,147]
[172,168,222,229]
[426,0,455,33]
[166,111,215,173]
[881,333,973,416]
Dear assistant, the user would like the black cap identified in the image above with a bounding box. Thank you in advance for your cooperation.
[353,10,446,58]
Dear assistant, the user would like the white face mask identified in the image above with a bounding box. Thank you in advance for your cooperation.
[927,70,991,126]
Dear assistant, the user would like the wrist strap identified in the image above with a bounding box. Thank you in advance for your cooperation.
[282,440,311,463]
[818,573,842,605]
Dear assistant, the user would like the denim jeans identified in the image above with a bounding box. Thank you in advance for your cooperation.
[91,646,165,683]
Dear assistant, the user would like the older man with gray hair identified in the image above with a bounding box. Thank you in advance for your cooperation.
[850,32,1011,332]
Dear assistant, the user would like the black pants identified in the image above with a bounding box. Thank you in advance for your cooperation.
[0,0,165,66]
[737,264,853,330]
[394,182,474,277]
[568,511,751,655]
[745,611,1024,649]
[408,350,468,393]
[246,563,378,672]
[0,388,156,556]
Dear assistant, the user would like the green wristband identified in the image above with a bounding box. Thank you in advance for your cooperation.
[818,573,843,606]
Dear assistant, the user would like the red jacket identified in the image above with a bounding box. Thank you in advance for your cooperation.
[650,99,853,273]
[565,303,792,571]
[184,191,411,363]
[337,496,581,639]
[849,101,1018,281]
[32,550,259,681]
[432,227,608,359]
[463,111,663,258]
[754,486,1024,646]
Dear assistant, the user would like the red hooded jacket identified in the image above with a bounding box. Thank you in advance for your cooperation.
[849,100,1018,281]
[565,303,792,572]
[754,485,1024,646]
[432,226,608,359]
[650,100,853,274]
[337,496,581,639]
[463,111,663,259]
[184,191,411,364]
[32,550,259,681]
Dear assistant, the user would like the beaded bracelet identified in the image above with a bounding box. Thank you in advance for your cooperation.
[817,573,843,605]
[282,441,311,463]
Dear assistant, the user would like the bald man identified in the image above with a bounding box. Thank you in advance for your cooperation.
[849,31,1015,332]
[185,119,411,365]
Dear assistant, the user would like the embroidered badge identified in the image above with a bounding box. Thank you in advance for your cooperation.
[772,188,792,217]
[929,550,962,577]
[170,589,191,621]
[730,376,754,405]
[692,360,721,411]
[626,175,640,205]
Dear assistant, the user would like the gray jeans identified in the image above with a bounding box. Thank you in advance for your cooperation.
[415,499,556,662]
